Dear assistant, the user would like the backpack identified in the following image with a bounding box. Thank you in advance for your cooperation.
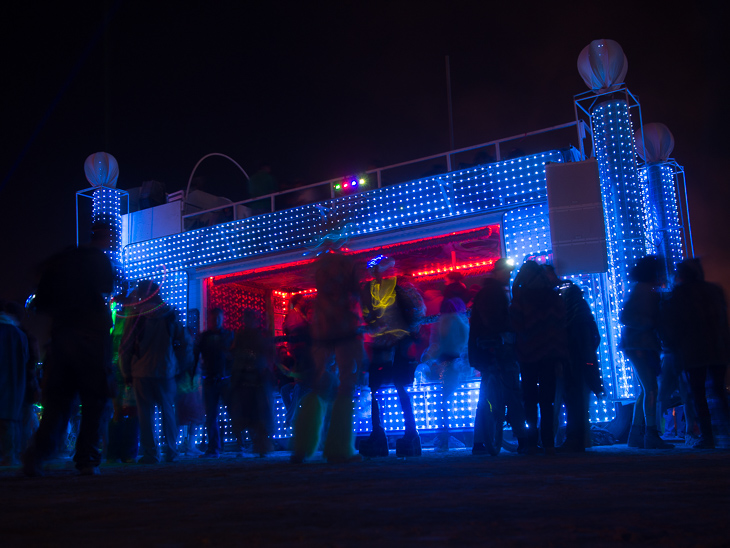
[396,283,426,335]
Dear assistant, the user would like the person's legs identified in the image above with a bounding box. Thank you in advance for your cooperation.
[202,379,221,455]
[290,343,330,462]
[133,378,159,462]
[678,370,699,441]
[0,420,19,464]
[473,374,488,445]
[707,365,730,433]
[687,366,713,445]
[323,338,362,462]
[23,340,75,474]
[501,363,527,442]
[562,360,586,451]
[360,343,390,458]
[435,360,458,451]
[624,350,646,447]
[520,361,539,450]
[537,359,557,451]
[73,330,112,471]
[158,377,178,461]
[627,350,671,449]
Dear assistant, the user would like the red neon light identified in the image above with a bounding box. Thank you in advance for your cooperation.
[210,224,499,286]
[413,258,497,278]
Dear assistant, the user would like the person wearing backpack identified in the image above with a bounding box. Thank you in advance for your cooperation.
[121,280,180,464]
[359,255,426,458]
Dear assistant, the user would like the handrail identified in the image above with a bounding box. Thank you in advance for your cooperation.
[181,120,578,226]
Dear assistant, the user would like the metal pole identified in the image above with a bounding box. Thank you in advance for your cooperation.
[446,56,455,152]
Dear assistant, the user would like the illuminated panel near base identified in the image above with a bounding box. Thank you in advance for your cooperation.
[155,382,482,447]
[592,100,644,400]
[640,163,684,277]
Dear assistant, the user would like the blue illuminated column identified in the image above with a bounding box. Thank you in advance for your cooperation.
[592,99,644,400]
[641,163,684,281]
[92,186,123,293]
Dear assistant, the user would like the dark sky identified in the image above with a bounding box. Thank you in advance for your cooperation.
[1,1,728,302]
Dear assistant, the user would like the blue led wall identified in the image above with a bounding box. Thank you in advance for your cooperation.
[123,151,566,327]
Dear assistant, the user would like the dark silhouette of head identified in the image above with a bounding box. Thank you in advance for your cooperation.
[629,256,661,285]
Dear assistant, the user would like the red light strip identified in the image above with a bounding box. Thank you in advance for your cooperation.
[414,258,497,279]
[210,224,499,287]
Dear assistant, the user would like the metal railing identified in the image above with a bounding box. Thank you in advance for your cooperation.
[181,121,580,231]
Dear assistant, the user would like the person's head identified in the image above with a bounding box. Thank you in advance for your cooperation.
[490,257,515,286]
[208,307,224,330]
[629,256,662,286]
[543,264,561,288]
[513,260,549,292]
[445,271,465,286]
[136,280,161,304]
[367,255,395,283]
[289,294,303,310]
[561,280,584,306]
[675,258,704,284]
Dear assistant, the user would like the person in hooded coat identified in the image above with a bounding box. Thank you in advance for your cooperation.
[121,280,180,464]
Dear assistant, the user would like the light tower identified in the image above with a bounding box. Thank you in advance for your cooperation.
[635,123,688,282]
[77,152,127,295]
[575,39,644,400]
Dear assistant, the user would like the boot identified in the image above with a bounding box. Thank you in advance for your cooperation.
[395,430,422,457]
[434,428,450,453]
[290,392,325,463]
[643,427,674,450]
[627,424,645,448]
[358,427,389,458]
[323,394,361,463]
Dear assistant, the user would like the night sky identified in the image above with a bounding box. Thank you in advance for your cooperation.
[1,2,727,303]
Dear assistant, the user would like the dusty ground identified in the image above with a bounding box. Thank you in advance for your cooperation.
[2,443,729,547]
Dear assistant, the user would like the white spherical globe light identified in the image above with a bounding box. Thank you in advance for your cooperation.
[577,39,628,93]
[635,123,675,164]
[84,152,119,188]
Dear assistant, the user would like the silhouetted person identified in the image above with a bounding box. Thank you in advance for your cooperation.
[291,250,363,464]
[194,308,233,458]
[280,295,314,426]
[107,295,139,463]
[359,255,425,458]
[510,261,567,454]
[558,281,604,452]
[174,322,202,457]
[0,300,29,466]
[23,222,115,476]
[430,296,469,451]
[469,258,527,454]
[229,309,274,457]
[663,259,730,449]
[620,256,673,450]
[121,280,180,464]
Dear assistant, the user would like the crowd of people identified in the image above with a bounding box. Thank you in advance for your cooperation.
[2,243,729,475]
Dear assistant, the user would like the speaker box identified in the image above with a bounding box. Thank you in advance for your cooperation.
[546,158,608,276]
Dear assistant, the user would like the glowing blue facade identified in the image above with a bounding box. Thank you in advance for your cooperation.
[113,108,688,444]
